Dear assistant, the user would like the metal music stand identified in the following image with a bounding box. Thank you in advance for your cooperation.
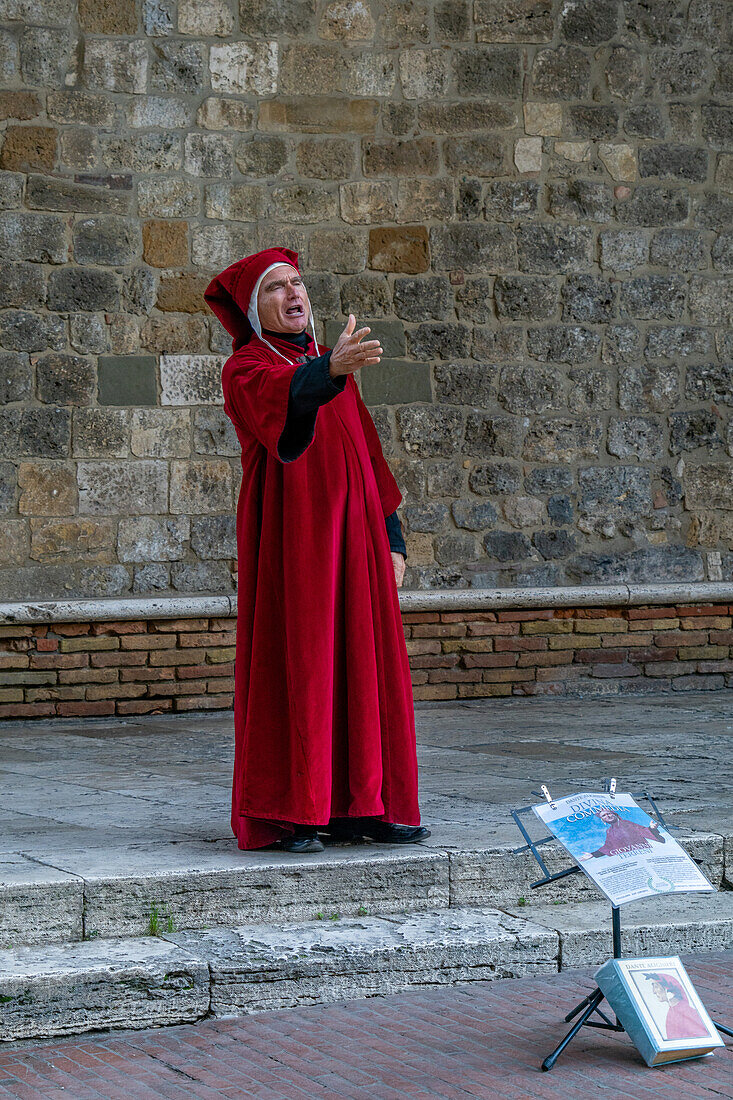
[510,780,733,1072]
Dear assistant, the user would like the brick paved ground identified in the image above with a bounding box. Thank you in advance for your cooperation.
[0,952,730,1100]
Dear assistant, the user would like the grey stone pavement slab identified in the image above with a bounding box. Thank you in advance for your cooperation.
[0,691,731,943]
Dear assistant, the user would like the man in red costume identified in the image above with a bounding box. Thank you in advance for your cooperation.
[205,248,429,853]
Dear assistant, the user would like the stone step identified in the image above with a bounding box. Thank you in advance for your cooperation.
[2,830,727,949]
[0,936,210,1042]
[2,895,731,1042]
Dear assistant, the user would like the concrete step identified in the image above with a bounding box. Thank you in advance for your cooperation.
[2,830,728,948]
[2,895,731,1042]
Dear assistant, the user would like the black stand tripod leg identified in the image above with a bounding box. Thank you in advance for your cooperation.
[542,989,605,1072]
[713,1020,733,1038]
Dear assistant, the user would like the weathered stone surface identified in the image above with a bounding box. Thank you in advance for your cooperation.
[47,268,119,312]
[497,364,564,413]
[36,354,96,407]
[474,0,552,42]
[118,516,190,562]
[77,461,168,515]
[646,326,713,361]
[433,363,494,407]
[620,275,686,320]
[599,229,649,271]
[516,225,592,273]
[523,419,602,462]
[547,180,614,222]
[431,224,515,273]
[192,224,257,271]
[579,466,652,518]
[83,37,148,94]
[179,0,234,35]
[527,325,600,365]
[18,462,77,516]
[469,461,521,496]
[138,178,199,219]
[446,135,507,176]
[339,181,394,225]
[239,0,315,36]
[619,362,679,412]
[463,413,522,457]
[169,459,233,513]
[0,352,32,403]
[398,406,464,457]
[0,126,57,173]
[0,937,209,1041]
[128,408,190,459]
[689,277,733,324]
[531,45,591,98]
[393,277,452,321]
[684,463,733,511]
[72,409,129,458]
[0,262,44,309]
[494,276,557,321]
[598,142,637,181]
[193,408,239,456]
[197,97,254,133]
[339,273,391,318]
[0,309,65,352]
[151,40,206,94]
[0,212,68,264]
[619,185,689,225]
[396,179,454,223]
[73,216,141,267]
[406,323,470,360]
[451,499,497,530]
[669,410,720,453]
[190,514,237,559]
[567,368,612,412]
[608,416,664,460]
[208,41,279,95]
[320,0,375,39]
[167,906,548,1016]
[295,139,355,181]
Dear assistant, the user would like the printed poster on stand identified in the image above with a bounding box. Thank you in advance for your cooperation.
[532,791,713,907]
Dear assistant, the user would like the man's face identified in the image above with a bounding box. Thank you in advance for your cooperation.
[257,264,309,334]
[599,810,617,824]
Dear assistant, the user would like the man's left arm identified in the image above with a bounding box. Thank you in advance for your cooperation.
[386,511,406,588]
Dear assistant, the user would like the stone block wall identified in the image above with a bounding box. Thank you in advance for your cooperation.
[2,602,732,718]
[0,0,731,599]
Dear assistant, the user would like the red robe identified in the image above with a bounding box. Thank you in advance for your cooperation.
[220,328,420,850]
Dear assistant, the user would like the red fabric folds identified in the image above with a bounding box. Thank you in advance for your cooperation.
[210,249,420,850]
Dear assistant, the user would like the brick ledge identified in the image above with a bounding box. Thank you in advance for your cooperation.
[3,583,733,625]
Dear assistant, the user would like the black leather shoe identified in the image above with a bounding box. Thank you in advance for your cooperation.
[280,832,325,853]
[360,821,431,844]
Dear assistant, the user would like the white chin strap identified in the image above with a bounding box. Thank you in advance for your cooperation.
[247,263,318,363]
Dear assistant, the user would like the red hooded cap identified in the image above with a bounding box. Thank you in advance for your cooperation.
[204,248,300,351]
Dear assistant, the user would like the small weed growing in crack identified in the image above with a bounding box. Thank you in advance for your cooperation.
[147,903,175,936]
[517,897,526,907]
[357,906,368,916]
[328,912,340,921]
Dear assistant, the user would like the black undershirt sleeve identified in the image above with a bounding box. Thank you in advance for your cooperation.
[276,329,407,558]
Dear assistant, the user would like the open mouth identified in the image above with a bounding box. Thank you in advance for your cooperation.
[286,305,304,316]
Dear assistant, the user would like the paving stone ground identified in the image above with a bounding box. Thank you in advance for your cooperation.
[1,690,732,868]
[0,952,730,1100]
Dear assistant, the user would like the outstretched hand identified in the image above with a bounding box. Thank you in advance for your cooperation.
[329,314,383,377]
